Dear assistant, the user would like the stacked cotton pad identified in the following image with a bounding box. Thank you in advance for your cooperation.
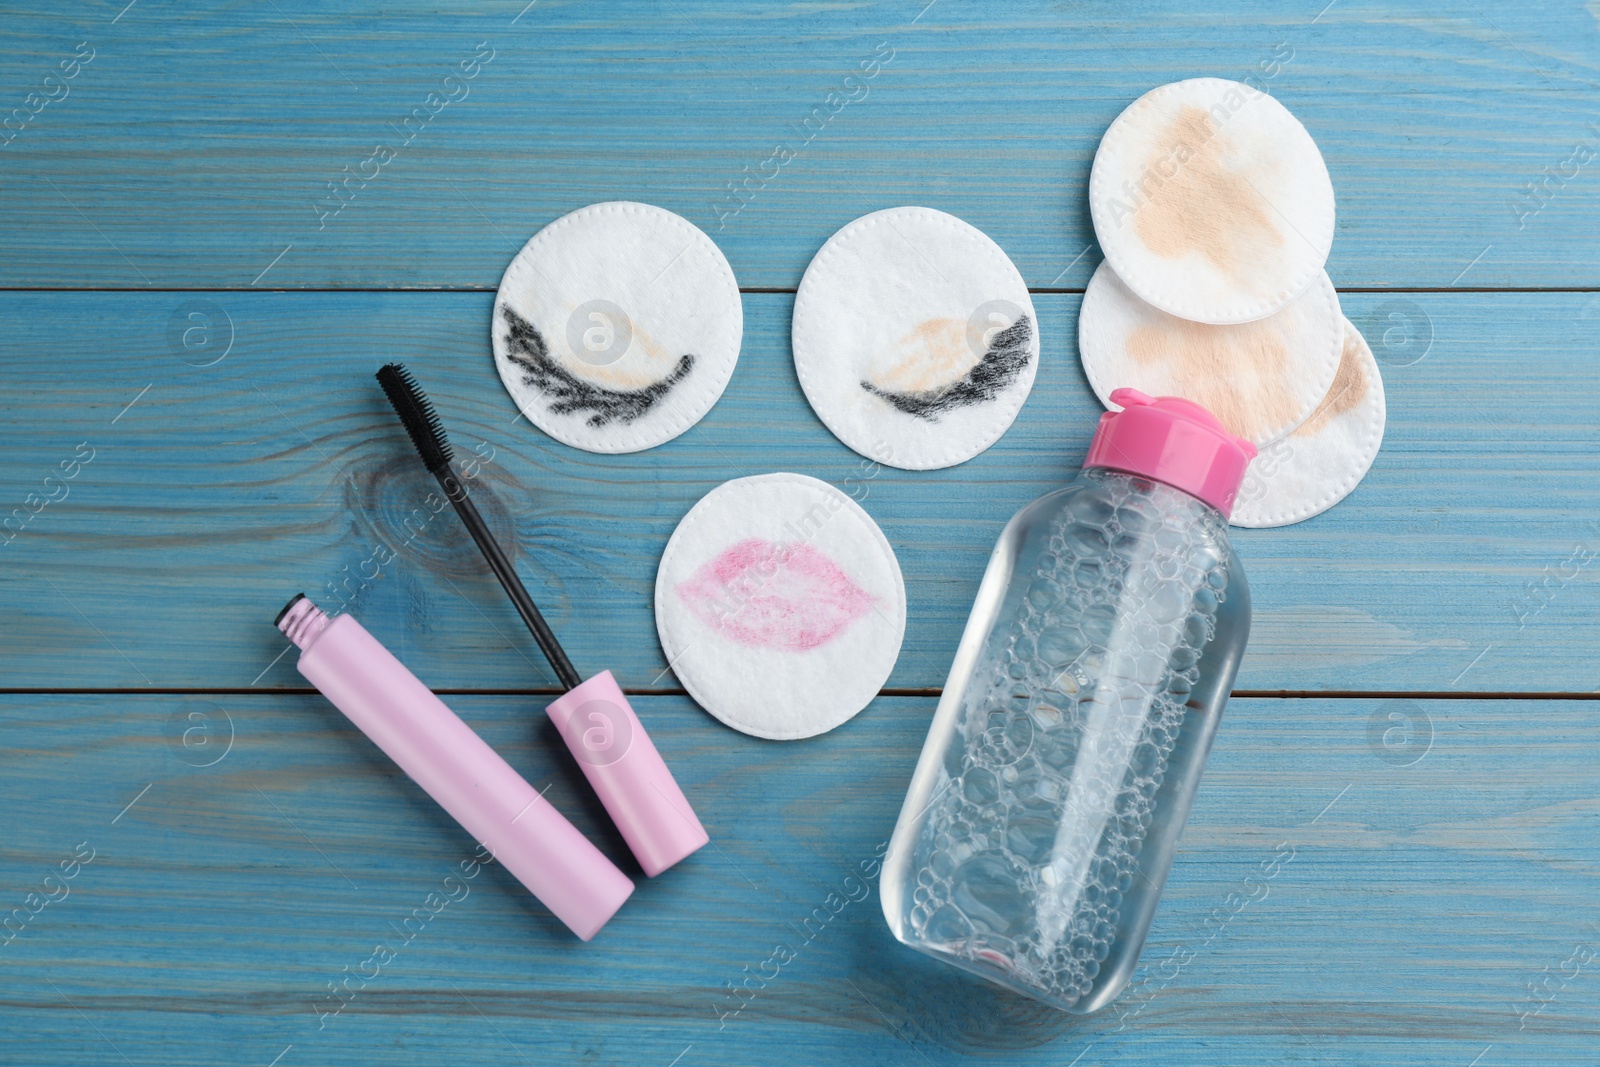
[1079,78,1385,527]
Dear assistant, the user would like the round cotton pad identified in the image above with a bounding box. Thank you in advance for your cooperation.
[492,202,742,453]
[792,207,1040,471]
[655,473,906,740]
[1231,317,1385,528]
[1089,77,1336,325]
[1078,261,1343,446]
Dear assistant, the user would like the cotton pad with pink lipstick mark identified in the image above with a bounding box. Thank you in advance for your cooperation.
[655,473,906,740]
[677,538,877,653]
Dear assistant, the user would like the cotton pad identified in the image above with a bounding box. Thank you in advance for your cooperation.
[492,201,742,453]
[1089,77,1336,325]
[1231,317,1385,527]
[1078,260,1342,446]
[655,472,906,740]
[792,207,1039,471]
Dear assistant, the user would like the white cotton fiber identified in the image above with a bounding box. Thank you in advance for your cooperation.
[792,207,1039,470]
[1089,78,1336,325]
[1231,317,1386,527]
[493,201,742,453]
[1078,261,1342,447]
[655,473,906,740]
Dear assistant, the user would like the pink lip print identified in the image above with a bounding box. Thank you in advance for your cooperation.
[676,538,876,652]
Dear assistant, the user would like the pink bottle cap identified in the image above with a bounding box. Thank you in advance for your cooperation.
[545,671,709,877]
[1084,388,1258,518]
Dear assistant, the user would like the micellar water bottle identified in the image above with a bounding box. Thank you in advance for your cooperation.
[881,389,1256,1013]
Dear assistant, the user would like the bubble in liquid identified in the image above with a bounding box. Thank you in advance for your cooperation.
[906,471,1231,1008]
[1037,626,1087,667]
[926,903,977,942]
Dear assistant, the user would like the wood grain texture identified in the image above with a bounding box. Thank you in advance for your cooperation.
[0,693,1594,1066]
[5,1,1599,1063]
[3,290,1600,693]
[2,1,1599,289]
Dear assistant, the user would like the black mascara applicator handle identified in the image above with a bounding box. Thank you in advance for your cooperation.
[376,362,582,691]
[375,362,710,878]
[433,467,582,691]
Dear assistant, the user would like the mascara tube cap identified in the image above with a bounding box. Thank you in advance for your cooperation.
[546,671,709,877]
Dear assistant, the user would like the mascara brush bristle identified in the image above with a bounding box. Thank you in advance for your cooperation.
[377,363,453,473]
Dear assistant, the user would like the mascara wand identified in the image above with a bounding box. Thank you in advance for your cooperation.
[376,363,582,691]
[376,362,708,876]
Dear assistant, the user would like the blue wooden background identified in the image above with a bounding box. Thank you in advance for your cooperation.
[3,2,1599,1065]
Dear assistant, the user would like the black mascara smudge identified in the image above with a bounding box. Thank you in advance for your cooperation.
[501,306,695,428]
[860,315,1033,421]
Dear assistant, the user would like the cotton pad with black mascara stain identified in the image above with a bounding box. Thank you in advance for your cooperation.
[492,202,743,454]
[792,207,1040,471]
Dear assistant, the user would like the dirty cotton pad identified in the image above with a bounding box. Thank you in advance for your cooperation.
[1231,317,1385,528]
[655,473,906,740]
[1078,261,1342,447]
[492,201,742,453]
[1089,77,1336,325]
[792,207,1039,471]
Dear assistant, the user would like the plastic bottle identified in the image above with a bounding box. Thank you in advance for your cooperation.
[881,389,1256,1013]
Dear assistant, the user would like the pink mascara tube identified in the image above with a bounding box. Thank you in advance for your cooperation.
[276,593,634,941]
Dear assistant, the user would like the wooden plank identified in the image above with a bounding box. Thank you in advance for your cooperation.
[4,289,1600,693]
[0,692,1594,1065]
[1,2,1598,289]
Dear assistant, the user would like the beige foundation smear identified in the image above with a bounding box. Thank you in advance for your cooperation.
[1230,317,1386,527]
[870,318,982,394]
[1089,78,1336,325]
[1077,260,1343,447]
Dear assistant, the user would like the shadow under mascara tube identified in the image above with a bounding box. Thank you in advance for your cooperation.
[276,593,634,940]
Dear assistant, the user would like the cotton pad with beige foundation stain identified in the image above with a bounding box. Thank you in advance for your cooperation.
[492,201,743,454]
[1078,260,1343,447]
[655,472,906,740]
[792,207,1040,471]
[1230,317,1385,527]
[1089,77,1336,325]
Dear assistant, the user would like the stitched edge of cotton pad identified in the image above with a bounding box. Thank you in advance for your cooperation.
[491,201,743,454]
[1088,78,1335,326]
[1077,263,1344,447]
[1228,317,1385,528]
[792,206,1039,471]
[653,472,907,740]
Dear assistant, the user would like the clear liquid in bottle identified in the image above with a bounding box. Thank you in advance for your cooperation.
[881,392,1255,1013]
